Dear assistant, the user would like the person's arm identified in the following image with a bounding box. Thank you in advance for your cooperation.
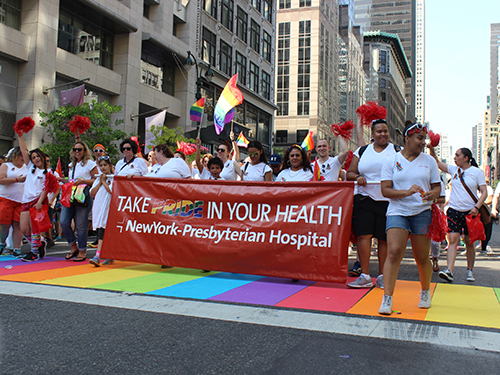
[233,159,243,178]
[0,164,25,185]
[336,138,349,165]
[356,116,366,148]
[35,190,48,211]
[74,166,98,186]
[90,180,101,198]
[470,185,488,217]
[381,180,428,200]
[230,131,240,162]
[484,190,494,205]
[195,137,204,174]
[18,134,30,165]
[427,145,448,173]
[492,194,499,217]
[345,155,366,186]
[264,170,272,181]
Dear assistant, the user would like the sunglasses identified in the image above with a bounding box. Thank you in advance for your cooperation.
[217,148,227,153]
[73,148,83,152]
[405,123,428,136]
[94,149,105,153]
[248,152,259,157]
[122,147,132,151]
[98,155,111,161]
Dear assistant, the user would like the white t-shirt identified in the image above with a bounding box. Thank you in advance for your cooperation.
[220,159,240,181]
[208,175,225,180]
[69,159,97,180]
[152,158,192,179]
[447,165,486,212]
[22,162,47,203]
[242,162,272,181]
[144,163,162,177]
[355,143,399,201]
[276,168,313,182]
[91,177,113,230]
[0,162,27,203]
[115,157,149,177]
[198,168,211,180]
[310,156,341,181]
[381,152,441,216]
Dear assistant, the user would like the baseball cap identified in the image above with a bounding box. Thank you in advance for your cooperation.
[269,154,283,165]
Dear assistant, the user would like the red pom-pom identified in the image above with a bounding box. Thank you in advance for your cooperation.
[344,150,354,171]
[356,102,387,126]
[68,115,91,135]
[14,117,35,136]
[176,141,196,156]
[44,172,60,194]
[426,203,449,242]
[331,121,355,141]
[428,131,440,147]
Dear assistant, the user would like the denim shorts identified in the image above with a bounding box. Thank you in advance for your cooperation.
[386,209,432,235]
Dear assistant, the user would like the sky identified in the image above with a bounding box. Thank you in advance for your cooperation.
[425,0,500,150]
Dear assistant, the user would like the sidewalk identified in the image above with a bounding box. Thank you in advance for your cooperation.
[1,225,500,333]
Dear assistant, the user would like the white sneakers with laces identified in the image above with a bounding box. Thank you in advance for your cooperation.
[378,295,393,315]
[418,290,432,309]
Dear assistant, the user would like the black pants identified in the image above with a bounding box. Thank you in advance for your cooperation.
[481,221,493,250]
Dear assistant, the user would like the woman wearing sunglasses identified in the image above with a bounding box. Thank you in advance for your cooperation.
[61,140,98,262]
[378,122,441,315]
[241,141,272,181]
[276,145,313,182]
[428,146,487,284]
[346,119,400,289]
[215,136,242,181]
[115,138,149,178]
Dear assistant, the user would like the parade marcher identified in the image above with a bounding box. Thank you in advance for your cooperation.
[312,139,348,181]
[144,144,191,179]
[216,132,242,180]
[241,141,272,181]
[18,134,51,262]
[269,154,283,181]
[60,140,98,262]
[478,178,494,256]
[430,179,446,272]
[195,138,214,179]
[346,119,401,289]
[89,156,115,267]
[276,145,313,182]
[378,122,441,315]
[207,157,225,180]
[0,147,27,257]
[115,138,149,177]
[428,146,487,283]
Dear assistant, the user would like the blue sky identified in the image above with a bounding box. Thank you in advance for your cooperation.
[425,1,500,150]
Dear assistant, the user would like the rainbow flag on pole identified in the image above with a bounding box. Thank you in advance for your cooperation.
[301,131,314,151]
[214,74,244,135]
[55,157,62,177]
[190,97,205,122]
[312,160,324,181]
[236,132,250,148]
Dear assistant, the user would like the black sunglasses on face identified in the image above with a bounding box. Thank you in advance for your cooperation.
[122,147,132,151]
[217,148,227,152]
[73,148,83,152]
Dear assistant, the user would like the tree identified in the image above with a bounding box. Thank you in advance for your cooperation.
[38,101,127,170]
[147,125,195,153]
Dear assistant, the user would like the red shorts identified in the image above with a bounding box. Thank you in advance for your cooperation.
[0,197,23,224]
[21,198,48,212]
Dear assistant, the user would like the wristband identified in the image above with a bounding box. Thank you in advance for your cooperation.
[475,205,480,210]
[15,177,18,182]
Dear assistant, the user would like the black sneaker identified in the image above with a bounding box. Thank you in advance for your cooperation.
[438,268,453,282]
[348,260,361,277]
[38,240,47,259]
[0,244,5,256]
[21,252,39,262]
[12,249,22,258]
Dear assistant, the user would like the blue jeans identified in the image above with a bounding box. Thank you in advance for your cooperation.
[386,209,432,235]
[60,200,93,251]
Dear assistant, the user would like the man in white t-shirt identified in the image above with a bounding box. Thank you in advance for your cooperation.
[311,139,348,181]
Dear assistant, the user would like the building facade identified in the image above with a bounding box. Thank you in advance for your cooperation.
[491,23,500,129]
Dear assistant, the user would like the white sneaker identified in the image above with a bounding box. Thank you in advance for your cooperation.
[375,274,384,289]
[466,269,475,282]
[347,274,373,288]
[378,295,393,315]
[486,246,494,255]
[418,290,431,309]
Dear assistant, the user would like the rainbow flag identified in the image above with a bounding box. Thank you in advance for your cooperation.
[190,97,205,122]
[313,160,323,181]
[236,132,249,148]
[301,131,314,151]
[214,74,244,135]
[55,157,62,177]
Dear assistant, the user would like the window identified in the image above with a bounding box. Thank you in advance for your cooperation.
[379,50,388,74]
[236,52,247,85]
[250,20,260,53]
[203,0,217,18]
[141,41,177,96]
[263,0,272,23]
[58,5,114,69]
[297,130,309,144]
[0,0,21,30]
[276,130,288,143]
[220,40,232,76]
[252,0,261,12]
[250,62,259,93]
[297,20,311,115]
[299,0,311,7]
[236,7,248,43]
[202,27,216,66]
[263,32,272,62]
[258,112,270,144]
[221,0,233,31]
[262,71,271,100]
[279,0,291,9]
[277,22,290,116]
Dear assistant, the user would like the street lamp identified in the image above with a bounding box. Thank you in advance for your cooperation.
[185,50,214,100]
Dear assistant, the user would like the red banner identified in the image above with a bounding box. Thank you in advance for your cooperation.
[101,177,354,283]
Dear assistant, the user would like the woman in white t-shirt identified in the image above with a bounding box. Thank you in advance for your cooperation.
[18,134,52,262]
[60,141,98,262]
[346,119,400,290]
[0,147,27,257]
[378,122,441,315]
[276,145,313,182]
[145,144,192,179]
[115,138,149,177]
[429,146,487,284]
[215,137,242,181]
[242,141,272,182]
[194,138,214,180]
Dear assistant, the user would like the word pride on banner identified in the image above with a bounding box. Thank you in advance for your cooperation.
[101,178,354,283]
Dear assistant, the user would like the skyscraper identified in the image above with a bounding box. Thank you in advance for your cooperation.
[491,23,500,128]
[354,0,419,121]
